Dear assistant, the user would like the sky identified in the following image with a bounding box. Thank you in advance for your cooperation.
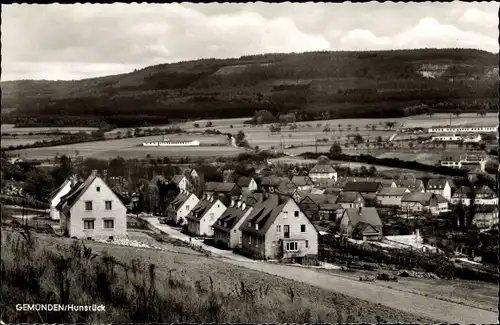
[1,2,498,81]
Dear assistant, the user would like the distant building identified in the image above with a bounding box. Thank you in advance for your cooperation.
[339,207,383,241]
[396,176,425,193]
[204,182,242,199]
[428,126,497,133]
[450,186,473,206]
[474,186,498,206]
[186,193,227,237]
[376,187,410,206]
[431,134,461,142]
[426,179,454,200]
[343,181,382,201]
[298,194,339,221]
[260,176,290,193]
[170,175,191,192]
[291,176,315,191]
[166,191,199,225]
[50,175,78,221]
[472,205,499,229]
[308,164,338,182]
[237,177,258,194]
[336,191,365,209]
[56,170,128,239]
[401,192,449,216]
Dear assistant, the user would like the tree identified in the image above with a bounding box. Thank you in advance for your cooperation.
[453,109,462,119]
[427,108,434,118]
[353,134,364,144]
[109,157,128,177]
[408,142,414,149]
[206,121,213,127]
[51,155,73,188]
[235,130,246,145]
[323,126,331,135]
[371,125,377,131]
[329,142,342,157]
[194,123,200,128]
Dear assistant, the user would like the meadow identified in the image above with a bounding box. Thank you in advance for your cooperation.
[1,135,63,147]
[1,124,98,134]
[1,228,437,323]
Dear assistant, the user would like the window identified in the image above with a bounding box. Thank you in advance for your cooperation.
[84,220,94,230]
[301,224,306,232]
[276,225,282,233]
[104,220,114,229]
[306,240,309,248]
[85,201,93,211]
[286,242,298,251]
[96,186,100,192]
[294,211,299,217]
[105,201,112,210]
[283,225,290,238]
[186,205,190,211]
[283,211,288,218]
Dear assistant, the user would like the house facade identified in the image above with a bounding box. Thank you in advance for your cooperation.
[186,194,227,237]
[426,179,453,200]
[166,191,199,225]
[336,191,365,209]
[212,200,253,249]
[472,205,499,229]
[450,186,473,206]
[474,186,498,206]
[401,192,449,216]
[57,171,128,239]
[308,164,338,182]
[170,175,191,192]
[339,207,383,241]
[240,195,318,264]
[376,187,410,206]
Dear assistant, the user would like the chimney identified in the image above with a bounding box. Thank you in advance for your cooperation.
[230,199,235,207]
[91,169,98,177]
[242,202,246,210]
[237,201,242,208]
[103,170,108,182]
[416,229,420,242]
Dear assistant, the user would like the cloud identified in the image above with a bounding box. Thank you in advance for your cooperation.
[1,3,497,81]
[338,17,498,53]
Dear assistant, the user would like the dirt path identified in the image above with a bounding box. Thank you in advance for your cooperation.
[142,217,498,324]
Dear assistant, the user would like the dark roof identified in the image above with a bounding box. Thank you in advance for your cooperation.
[204,182,240,194]
[426,179,449,190]
[377,187,409,196]
[323,187,343,195]
[397,179,424,191]
[186,198,219,222]
[260,176,290,186]
[50,178,71,201]
[170,192,191,210]
[310,164,336,174]
[337,191,363,203]
[239,194,283,237]
[401,192,434,205]
[343,207,382,230]
[319,203,341,210]
[313,178,337,188]
[301,194,338,205]
[277,181,297,195]
[243,192,264,206]
[344,181,381,193]
[237,177,254,187]
[452,186,472,197]
[291,176,313,186]
[475,185,496,195]
[213,203,252,232]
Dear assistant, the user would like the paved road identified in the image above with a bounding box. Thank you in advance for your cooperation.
[142,217,498,324]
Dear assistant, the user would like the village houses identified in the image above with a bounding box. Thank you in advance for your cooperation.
[170,174,191,192]
[339,207,383,241]
[291,175,315,191]
[401,192,449,216]
[336,191,365,209]
[308,164,338,182]
[166,190,199,225]
[472,205,499,229]
[376,187,410,206]
[239,194,318,264]
[451,186,473,206]
[213,199,254,249]
[204,182,242,199]
[186,193,228,236]
[260,176,291,193]
[343,181,382,201]
[298,194,339,222]
[56,170,128,239]
[474,185,498,206]
[426,179,454,200]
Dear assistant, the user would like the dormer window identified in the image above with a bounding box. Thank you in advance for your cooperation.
[96,187,100,192]
[248,222,251,227]
[255,224,259,230]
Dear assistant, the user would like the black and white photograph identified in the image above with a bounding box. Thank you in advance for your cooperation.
[1,2,498,324]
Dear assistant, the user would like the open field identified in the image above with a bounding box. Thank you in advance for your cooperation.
[8,133,244,160]
[2,228,438,323]
[1,124,98,135]
[1,135,63,147]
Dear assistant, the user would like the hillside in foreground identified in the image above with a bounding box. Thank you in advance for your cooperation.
[1,49,498,127]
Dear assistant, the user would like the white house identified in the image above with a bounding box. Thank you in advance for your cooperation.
[339,207,383,241]
[50,176,77,220]
[170,175,191,192]
[426,179,453,200]
[186,194,227,237]
[240,194,319,264]
[376,187,410,206]
[428,126,497,133]
[166,190,199,225]
[237,177,258,193]
[56,170,128,239]
[309,164,338,182]
[431,134,461,142]
[213,199,254,249]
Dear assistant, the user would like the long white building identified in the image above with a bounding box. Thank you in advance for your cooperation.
[143,140,200,147]
[428,126,497,133]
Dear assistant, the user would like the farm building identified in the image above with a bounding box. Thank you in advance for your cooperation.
[240,194,318,264]
[213,199,253,249]
[166,190,199,225]
[339,207,383,241]
[343,181,382,201]
[376,187,410,206]
[186,193,228,237]
[56,170,128,239]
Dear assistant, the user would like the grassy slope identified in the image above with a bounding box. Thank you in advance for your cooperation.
[1,49,498,123]
[1,228,437,323]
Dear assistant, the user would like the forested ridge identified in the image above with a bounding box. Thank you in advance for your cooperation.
[2,49,497,128]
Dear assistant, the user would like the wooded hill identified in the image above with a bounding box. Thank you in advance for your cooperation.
[2,48,498,128]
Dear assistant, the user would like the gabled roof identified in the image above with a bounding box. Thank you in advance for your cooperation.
[186,198,221,222]
[426,178,449,190]
[239,194,283,237]
[204,182,240,194]
[397,179,424,191]
[243,192,264,206]
[170,175,186,185]
[50,178,72,201]
[310,164,336,174]
[452,186,472,197]
[343,207,382,230]
[260,176,290,186]
[237,176,255,187]
[170,192,193,210]
[337,191,363,203]
[475,205,499,213]
[301,194,338,205]
[377,187,409,196]
[213,203,252,232]
[291,176,313,187]
[401,192,434,205]
[474,185,496,195]
[344,181,381,193]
